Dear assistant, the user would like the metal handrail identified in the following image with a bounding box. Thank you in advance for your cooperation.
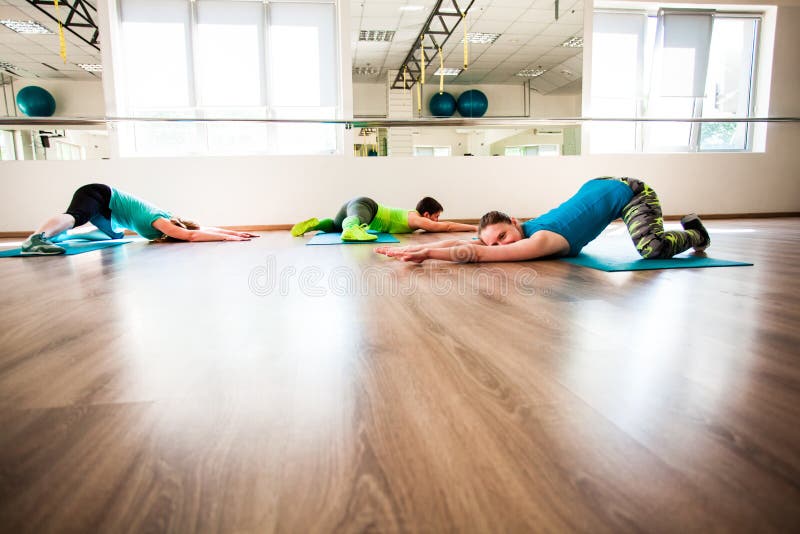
[0,116,798,128]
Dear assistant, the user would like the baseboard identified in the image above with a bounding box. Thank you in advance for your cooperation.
[2,213,797,238]
[663,212,800,220]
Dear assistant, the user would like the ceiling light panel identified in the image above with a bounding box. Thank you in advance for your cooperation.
[78,64,103,72]
[359,30,395,42]
[464,32,501,44]
[516,67,547,78]
[561,36,584,48]
[0,19,53,34]
[434,68,462,76]
[353,66,380,76]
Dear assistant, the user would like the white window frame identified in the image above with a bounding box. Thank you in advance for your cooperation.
[110,0,342,157]
[504,144,561,156]
[591,6,762,154]
[413,145,451,157]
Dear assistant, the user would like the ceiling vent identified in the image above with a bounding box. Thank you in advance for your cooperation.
[359,30,395,42]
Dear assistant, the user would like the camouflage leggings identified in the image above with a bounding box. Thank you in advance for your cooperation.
[606,177,705,259]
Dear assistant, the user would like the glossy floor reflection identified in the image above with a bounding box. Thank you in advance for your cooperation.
[1,219,798,532]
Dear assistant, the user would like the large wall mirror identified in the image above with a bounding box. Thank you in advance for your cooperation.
[351,0,584,157]
[0,0,583,160]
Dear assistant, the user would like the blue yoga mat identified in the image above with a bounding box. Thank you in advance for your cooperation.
[0,238,133,257]
[560,252,752,272]
[51,229,115,243]
[306,231,399,245]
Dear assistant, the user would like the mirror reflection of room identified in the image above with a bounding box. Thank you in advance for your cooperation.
[352,0,584,157]
[1,0,583,160]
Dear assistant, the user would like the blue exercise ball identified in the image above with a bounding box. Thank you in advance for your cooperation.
[429,91,457,117]
[457,89,488,118]
[16,86,56,117]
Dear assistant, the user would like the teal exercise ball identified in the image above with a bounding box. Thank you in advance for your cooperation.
[16,86,56,117]
[429,91,457,117]
[457,89,488,118]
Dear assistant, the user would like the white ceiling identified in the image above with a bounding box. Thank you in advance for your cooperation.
[352,0,584,93]
[0,0,583,93]
[0,0,101,81]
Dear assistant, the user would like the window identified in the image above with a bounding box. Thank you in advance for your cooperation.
[505,144,560,156]
[114,0,339,156]
[52,140,83,160]
[590,7,760,153]
[414,146,451,156]
[0,130,15,160]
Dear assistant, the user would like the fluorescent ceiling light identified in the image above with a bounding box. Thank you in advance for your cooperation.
[399,5,425,11]
[561,36,583,48]
[464,32,500,44]
[434,68,461,76]
[78,64,103,72]
[0,19,53,34]
[516,67,547,78]
[359,30,395,42]
[353,66,379,76]
[0,60,20,71]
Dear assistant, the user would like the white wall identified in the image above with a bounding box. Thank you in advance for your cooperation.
[2,136,798,232]
[531,92,582,118]
[353,83,387,117]
[768,4,800,116]
[9,80,105,117]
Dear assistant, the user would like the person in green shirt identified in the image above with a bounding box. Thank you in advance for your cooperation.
[290,196,477,242]
[20,183,258,255]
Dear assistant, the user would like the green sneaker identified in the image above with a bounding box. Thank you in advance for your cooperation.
[20,233,65,255]
[291,217,319,237]
[341,224,378,242]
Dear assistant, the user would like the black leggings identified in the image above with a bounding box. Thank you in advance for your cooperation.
[332,197,378,231]
[64,183,112,226]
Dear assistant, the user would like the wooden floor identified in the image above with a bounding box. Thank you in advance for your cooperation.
[0,219,799,533]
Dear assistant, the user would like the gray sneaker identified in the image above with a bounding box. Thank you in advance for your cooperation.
[20,233,66,255]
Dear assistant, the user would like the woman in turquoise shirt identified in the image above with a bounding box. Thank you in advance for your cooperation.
[376,177,710,263]
[21,183,258,255]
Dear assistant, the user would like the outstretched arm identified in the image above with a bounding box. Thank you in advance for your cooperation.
[152,218,252,242]
[204,227,260,238]
[375,238,473,257]
[382,230,569,263]
[409,213,478,233]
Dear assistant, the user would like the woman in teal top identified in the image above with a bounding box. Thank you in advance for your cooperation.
[291,196,477,242]
[21,183,258,255]
[377,177,710,263]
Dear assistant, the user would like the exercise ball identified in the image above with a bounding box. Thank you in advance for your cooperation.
[429,91,457,117]
[457,89,488,118]
[16,86,56,117]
